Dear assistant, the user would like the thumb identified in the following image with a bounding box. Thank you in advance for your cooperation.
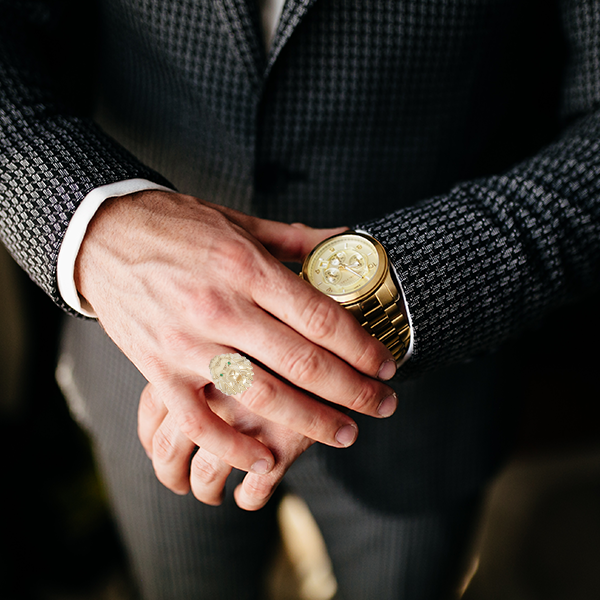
[252,220,349,263]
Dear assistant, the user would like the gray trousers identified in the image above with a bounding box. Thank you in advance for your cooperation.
[58,318,484,600]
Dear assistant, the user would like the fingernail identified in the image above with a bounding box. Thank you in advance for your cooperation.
[377,359,397,381]
[335,424,358,447]
[377,394,398,418]
[250,459,270,475]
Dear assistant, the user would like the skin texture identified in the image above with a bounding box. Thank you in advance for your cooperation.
[138,382,314,509]
[75,189,398,508]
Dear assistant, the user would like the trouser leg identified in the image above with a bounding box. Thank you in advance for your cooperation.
[94,450,280,600]
[59,317,484,600]
[58,318,280,600]
[286,448,481,600]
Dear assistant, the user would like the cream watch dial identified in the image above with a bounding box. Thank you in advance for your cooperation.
[306,234,380,296]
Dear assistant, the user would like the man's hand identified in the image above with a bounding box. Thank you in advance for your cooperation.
[75,190,398,477]
[138,382,313,510]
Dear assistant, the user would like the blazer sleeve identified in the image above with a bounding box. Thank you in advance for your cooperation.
[355,0,600,379]
[0,0,172,315]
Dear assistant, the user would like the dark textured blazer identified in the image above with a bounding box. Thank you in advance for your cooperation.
[2,0,600,512]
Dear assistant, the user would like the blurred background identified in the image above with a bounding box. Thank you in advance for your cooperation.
[2,242,600,600]
[0,245,134,600]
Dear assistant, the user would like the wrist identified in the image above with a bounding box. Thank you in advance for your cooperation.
[58,179,174,316]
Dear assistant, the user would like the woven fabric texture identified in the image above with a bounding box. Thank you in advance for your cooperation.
[1,0,599,380]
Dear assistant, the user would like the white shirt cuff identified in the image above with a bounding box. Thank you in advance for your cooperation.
[57,178,174,317]
[389,260,414,366]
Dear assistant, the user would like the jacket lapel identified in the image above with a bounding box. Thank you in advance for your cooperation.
[216,0,319,83]
[266,0,318,76]
[217,0,266,86]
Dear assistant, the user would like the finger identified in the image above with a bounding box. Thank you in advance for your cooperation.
[156,379,276,474]
[204,202,349,263]
[138,383,169,459]
[171,343,361,447]
[211,214,397,382]
[213,306,398,420]
[246,220,349,263]
[151,412,196,495]
[233,475,280,511]
[189,447,232,506]
[226,361,361,447]
[233,435,314,511]
[228,219,394,390]
[248,260,397,383]
[232,452,302,511]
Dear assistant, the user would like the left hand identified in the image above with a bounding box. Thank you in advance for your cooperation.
[137,382,314,510]
[77,191,396,480]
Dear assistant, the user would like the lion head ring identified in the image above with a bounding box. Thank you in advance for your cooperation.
[209,353,255,396]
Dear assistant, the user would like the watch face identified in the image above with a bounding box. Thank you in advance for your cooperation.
[304,233,385,300]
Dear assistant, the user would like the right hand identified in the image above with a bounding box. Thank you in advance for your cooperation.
[75,189,398,477]
[138,381,314,510]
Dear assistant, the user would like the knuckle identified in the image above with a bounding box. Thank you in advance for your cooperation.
[301,409,326,441]
[176,410,205,440]
[348,380,378,414]
[160,327,194,356]
[139,385,159,413]
[152,428,178,464]
[219,435,252,469]
[354,338,385,374]
[241,378,278,417]
[137,354,169,382]
[186,289,231,324]
[220,238,257,275]
[281,344,322,385]
[191,453,222,486]
[302,298,338,341]
[242,474,274,501]
[159,328,207,368]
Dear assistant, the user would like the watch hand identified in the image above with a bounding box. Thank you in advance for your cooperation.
[341,265,363,278]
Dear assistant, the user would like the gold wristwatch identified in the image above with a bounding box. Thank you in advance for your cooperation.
[300,231,411,363]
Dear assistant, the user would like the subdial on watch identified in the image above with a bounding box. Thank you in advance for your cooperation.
[324,267,341,284]
[329,252,346,267]
[348,253,365,270]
